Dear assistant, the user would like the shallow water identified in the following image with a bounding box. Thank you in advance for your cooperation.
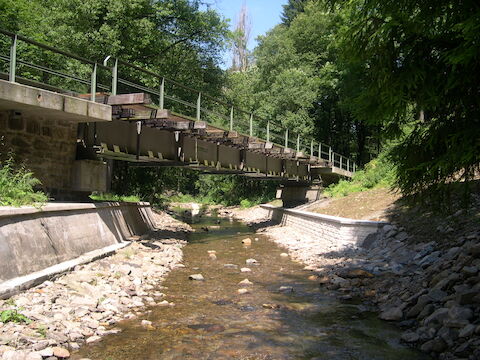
[73,217,426,360]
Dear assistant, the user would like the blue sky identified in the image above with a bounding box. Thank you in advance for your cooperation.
[204,0,287,67]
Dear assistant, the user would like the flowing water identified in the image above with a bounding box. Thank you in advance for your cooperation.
[73,216,426,360]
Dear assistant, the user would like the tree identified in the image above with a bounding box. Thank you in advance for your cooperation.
[337,0,480,195]
[281,0,308,26]
[231,3,251,72]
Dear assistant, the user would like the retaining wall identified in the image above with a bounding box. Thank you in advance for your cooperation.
[260,204,387,248]
[0,202,156,284]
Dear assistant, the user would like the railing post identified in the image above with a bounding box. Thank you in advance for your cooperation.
[285,129,289,148]
[347,158,350,172]
[329,147,332,163]
[196,92,201,121]
[112,58,118,96]
[266,121,270,142]
[249,114,253,137]
[310,140,314,156]
[230,106,234,131]
[318,143,322,159]
[353,163,356,173]
[296,134,300,153]
[90,63,97,102]
[340,155,343,169]
[159,77,165,109]
[9,34,17,82]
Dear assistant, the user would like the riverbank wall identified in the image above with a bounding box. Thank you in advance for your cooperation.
[0,202,157,298]
[259,204,386,247]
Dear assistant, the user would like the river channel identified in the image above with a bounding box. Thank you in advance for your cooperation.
[73,216,426,360]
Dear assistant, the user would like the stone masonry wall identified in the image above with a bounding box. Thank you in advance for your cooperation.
[0,110,78,194]
[262,205,386,249]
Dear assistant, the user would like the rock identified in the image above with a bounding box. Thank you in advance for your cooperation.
[458,324,476,338]
[437,327,458,346]
[209,253,217,260]
[424,308,449,327]
[401,331,419,343]
[240,268,251,273]
[237,288,249,295]
[25,353,42,360]
[448,306,473,321]
[461,266,478,275]
[308,275,318,281]
[379,307,403,321]
[342,269,374,279]
[141,320,152,327]
[329,275,348,286]
[85,335,102,344]
[52,347,70,358]
[207,250,216,254]
[457,290,480,305]
[2,351,27,360]
[189,274,204,281]
[238,279,253,286]
[278,286,294,293]
[38,348,54,358]
[245,259,258,265]
[242,238,252,245]
[280,253,289,258]
[420,338,447,353]
[223,264,238,269]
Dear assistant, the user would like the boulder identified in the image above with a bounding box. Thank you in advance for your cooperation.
[379,307,403,321]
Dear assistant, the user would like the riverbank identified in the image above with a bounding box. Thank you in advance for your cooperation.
[0,211,191,360]
[231,191,480,359]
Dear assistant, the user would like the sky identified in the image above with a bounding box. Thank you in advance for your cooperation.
[204,0,287,68]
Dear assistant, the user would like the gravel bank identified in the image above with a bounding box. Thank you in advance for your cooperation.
[0,211,191,360]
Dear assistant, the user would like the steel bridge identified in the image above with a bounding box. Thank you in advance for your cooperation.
[0,29,355,186]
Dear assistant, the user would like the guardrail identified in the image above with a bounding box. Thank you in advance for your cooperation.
[0,29,356,173]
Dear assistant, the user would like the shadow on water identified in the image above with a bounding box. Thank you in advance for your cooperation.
[72,216,427,360]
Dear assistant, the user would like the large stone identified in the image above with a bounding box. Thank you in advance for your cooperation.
[379,307,403,321]
[242,238,252,245]
[448,306,473,321]
[401,331,419,343]
[459,324,476,338]
[245,259,259,265]
[420,338,447,353]
[424,308,449,327]
[52,347,70,358]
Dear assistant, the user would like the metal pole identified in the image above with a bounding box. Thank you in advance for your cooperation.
[318,143,322,159]
[9,34,17,82]
[296,134,300,153]
[266,121,270,142]
[329,147,332,163]
[249,114,253,137]
[90,63,97,102]
[310,140,314,156]
[347,158,350,172]
[230,106,234,131]
[159,77,164,109]
[196,92,201,121]
[340,156,343,169]
[112,58,118,96]
[285,129,289,148]
[353,163,356,173]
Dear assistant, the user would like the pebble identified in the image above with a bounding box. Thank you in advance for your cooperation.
[237,288,249,295]
[242,238,252,245]
[238,279,253,286]
[188,274,205,281]
[240,268,252,273]
[246,259,259,265]
[280,253,289,258]
[52,347,70,358]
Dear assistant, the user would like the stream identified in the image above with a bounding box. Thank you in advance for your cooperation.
[73,216,425,359]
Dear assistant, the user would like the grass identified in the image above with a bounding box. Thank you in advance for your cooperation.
[0,156,48,206]
[89,192,141,203]
[0,308,31,324]
[324,153,395,198]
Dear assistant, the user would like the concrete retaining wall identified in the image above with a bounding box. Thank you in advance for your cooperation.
[0,202,156,283]
[260,204,387,247]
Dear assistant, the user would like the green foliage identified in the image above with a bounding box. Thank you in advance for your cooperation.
[0,156,48,206]
[89,193,140,203]
[325,152,395,197]
[0,309,31,324]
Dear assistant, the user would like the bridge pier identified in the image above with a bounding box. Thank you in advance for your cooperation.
[276,184,322,208]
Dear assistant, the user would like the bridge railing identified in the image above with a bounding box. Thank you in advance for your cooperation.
[0,29,356,174]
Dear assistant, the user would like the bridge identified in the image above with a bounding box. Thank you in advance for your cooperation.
[0,30,355,199]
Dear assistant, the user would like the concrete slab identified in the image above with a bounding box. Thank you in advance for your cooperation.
[0,79,111,123]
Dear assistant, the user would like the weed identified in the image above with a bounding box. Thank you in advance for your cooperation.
[0,309,32,324]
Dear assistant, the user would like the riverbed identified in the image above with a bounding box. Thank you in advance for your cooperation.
[73,216,425,360]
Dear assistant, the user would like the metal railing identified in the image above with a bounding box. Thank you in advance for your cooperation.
[0,29,356,173]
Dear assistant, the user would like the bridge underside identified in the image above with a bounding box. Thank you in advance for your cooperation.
[80,93,352,184]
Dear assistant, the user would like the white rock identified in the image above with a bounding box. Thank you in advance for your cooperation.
[237,288,249,294]
[240,268,252,273]
[239,279,253,285]
[246,259,258,265]
[189,274,204,281]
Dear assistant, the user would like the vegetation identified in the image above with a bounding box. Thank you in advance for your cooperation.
[325,151,395,197]
[0,156,48,206]
[89,193,141,203]
[0,308,31,324]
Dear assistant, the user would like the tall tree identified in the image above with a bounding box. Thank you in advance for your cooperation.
[231,3,251,72]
